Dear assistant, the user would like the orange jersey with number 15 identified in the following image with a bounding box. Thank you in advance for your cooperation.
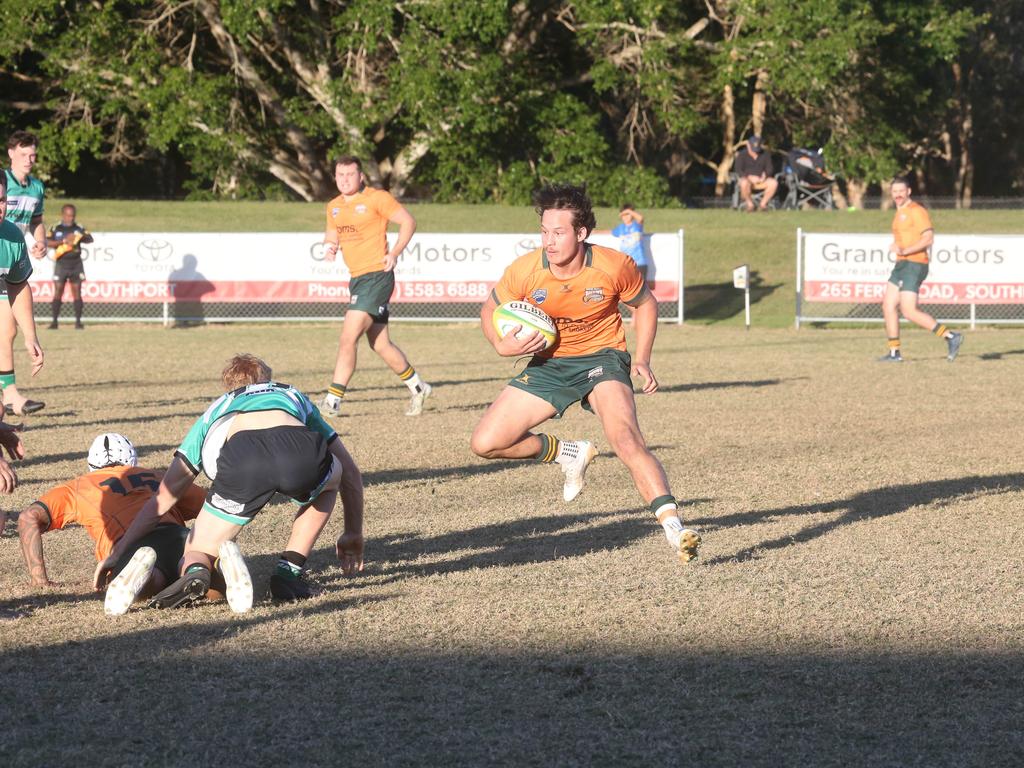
[325,187,402,278]
[36,466,205,562]
[491,244,648,358]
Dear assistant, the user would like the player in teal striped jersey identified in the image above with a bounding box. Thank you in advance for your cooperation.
[3,131,47,416]
[95,354,365,611]
[0,174,44,394]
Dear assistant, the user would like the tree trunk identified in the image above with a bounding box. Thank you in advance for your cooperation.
[751,69,768,135]
[844,179,867,209]
[952,60,974,209]
[715,84,736,196]
[880,190,893,211]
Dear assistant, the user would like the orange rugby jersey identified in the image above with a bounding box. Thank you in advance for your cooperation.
[891,201,933,264]
[492,244,648,358]
[325,187,402,277]
[37,466,205,562]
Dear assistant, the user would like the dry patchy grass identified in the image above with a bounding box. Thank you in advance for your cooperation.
[0,322,1022,767]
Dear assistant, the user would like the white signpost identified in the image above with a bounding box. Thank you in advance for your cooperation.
[733,263,751,330]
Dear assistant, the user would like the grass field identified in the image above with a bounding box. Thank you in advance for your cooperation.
[49,200,1024,328]
[0,322,1022,766]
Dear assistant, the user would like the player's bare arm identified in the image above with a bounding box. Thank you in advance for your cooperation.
[93,457,197,589]
[0,421,24,461]
[384,206,416,271]
[889,228,935,257]
[330,440,365,575]
[479,295,547,357]
[630,293,660,394]
[323,222,340,262]
[17,503,55,587]
[29,215,45,259]
[0,455,16,493]
[7,281,43,375]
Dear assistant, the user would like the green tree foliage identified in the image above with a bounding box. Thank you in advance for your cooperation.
[0,0,1008,204]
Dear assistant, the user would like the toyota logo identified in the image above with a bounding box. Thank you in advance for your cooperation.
[137,239,174,262]
[514,238,541,256]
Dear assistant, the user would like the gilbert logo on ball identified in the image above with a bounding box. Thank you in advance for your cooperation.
[492,300,558,350]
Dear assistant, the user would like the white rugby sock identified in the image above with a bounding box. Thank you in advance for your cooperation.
[655,502,685,544]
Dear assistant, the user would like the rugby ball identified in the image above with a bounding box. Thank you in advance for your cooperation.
[492,300,557,350]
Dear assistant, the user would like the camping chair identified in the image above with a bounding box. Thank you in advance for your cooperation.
[782,148,836,209]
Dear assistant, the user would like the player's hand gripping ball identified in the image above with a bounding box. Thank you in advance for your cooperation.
[492,300,558,350]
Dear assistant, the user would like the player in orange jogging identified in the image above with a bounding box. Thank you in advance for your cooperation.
[879,176,963,362]
[470,183,700,563]
[320,156,431,417]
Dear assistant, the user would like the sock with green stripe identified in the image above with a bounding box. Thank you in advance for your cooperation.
[534,433,560,463]
[276,550,307,579]
[397,365,424,393]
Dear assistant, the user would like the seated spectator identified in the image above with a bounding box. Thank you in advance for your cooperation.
[734,135,778,212]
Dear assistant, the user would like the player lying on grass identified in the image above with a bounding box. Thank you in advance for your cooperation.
[94,354,365,612]
[470,183,701,563]
[15,433,230,615]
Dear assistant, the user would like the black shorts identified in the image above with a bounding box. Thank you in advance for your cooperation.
[53,258,86,283]
[112,524,189,582]
[204,426,334,526]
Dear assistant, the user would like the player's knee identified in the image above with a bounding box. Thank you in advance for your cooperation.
[606,428,648,460]
[469,431,500,459]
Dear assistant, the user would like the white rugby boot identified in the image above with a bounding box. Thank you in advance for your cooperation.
[104,546,157,616]
[217,540,254,614]
[405,382,432,416]
[669,527,702,563]
[560,441,598,502]
[320,394,342,417]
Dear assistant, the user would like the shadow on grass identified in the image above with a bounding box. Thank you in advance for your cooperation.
[369,509,658,583]
[0,624,1018,766]
[685,271,782,322]
[979,349,1024,361]
[659,378,786,394]
[700,472,1024,564]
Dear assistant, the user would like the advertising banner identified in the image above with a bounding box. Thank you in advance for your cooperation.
[28,232,682,305]
[802,233,1024,304]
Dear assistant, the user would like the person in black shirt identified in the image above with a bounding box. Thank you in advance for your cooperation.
[734,135,778,212]
[45,204,93,329]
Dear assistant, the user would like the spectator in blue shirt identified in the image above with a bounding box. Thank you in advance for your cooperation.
[599,204,649,282]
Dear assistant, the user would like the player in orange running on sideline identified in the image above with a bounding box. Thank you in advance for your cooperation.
[320,156,431,417]
[470,183,700,563]
[879,176,963,362]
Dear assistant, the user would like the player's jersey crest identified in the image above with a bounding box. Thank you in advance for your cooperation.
[531,288,548,304]
[583,287,604,303]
